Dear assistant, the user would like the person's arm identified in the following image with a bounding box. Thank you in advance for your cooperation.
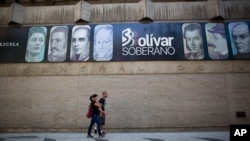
[94,102,105,114]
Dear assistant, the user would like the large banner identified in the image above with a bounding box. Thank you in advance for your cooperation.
[1,21,250,63]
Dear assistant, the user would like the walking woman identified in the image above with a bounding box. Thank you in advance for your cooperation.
[87,94,105,138]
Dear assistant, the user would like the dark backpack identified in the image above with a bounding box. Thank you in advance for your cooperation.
[86,104,93,118]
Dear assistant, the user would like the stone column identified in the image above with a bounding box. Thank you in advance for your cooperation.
[207,0,225,20]
[9,3,25,25]
[138,0,154,22]
[74,0,91,23]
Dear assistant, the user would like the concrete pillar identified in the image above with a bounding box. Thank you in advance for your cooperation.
[74,0,91,23]
[207,0,225,20]
[138,0,154,22]
[9,3,25,25]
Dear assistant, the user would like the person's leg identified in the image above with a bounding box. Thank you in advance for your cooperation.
[101,115,106,134]
[94,115,104,134]
[93,114,102,136]
[87,118,95,136]
[94,125,97,134]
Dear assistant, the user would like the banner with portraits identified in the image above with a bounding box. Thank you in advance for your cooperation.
[0,21,250,63]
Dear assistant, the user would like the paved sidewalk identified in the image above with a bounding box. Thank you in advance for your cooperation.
[0,131,229,141]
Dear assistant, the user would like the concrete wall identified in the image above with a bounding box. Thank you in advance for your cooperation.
[1,0,250,25]
[0,0,250,132]
[0,61,250,131]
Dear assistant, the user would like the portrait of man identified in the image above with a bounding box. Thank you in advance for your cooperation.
[93,25,113,61]
[229,22,250,59]
[48,26,68,62]
[182,23,205,60]
[70,25,90,61]
[206,23,229,59]
[25,27,47,62]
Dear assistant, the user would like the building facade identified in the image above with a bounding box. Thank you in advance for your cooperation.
[0,0,250,132]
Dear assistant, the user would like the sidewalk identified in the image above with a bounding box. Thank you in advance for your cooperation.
[0,131,229,141]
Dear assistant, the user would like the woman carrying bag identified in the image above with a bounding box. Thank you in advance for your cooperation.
[87,94,105,138]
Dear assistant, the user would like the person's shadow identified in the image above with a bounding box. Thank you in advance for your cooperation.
[144,138,165,141]
[93,138,109,141]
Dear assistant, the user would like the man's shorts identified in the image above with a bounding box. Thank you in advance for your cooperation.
[100,115,105,125]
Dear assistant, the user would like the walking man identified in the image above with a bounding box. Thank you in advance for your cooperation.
[95,91,108,134]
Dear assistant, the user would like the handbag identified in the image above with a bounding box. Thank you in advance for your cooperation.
[86,104,93,118]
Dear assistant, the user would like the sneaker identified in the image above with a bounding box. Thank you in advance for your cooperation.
[94,129,97,134]
[87,134,94,138]
[98,134,105,138]
[101,131,106,134]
